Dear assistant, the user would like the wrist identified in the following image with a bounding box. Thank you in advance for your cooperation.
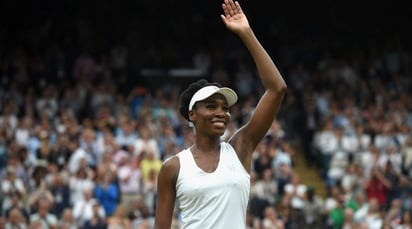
[237,27,254,42]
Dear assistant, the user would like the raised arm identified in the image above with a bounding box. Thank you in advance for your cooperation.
[222,0,287,171]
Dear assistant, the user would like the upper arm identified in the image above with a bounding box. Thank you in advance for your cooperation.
[230,90,286,171]
[154,156,180,229]
[243,90,285,146]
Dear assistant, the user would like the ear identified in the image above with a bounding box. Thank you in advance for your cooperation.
[188,110,196,122]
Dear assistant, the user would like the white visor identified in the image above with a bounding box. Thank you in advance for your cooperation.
[188,85,238,111]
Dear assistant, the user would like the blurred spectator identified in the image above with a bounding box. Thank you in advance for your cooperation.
[117,153,142,212]
[327,195,345,229]
[385,198,403,227]
[0,101,18,135]
[313,117,338,177]
[69,162,95,205]
[1,166,26,211]
[73,188,106,226]
[3,191,29,223]
[14,115,32,147]
[276,195,294,229]
[133,126,160,160]
[83,201,108,229]
[114,117,138,150]
[94,171,120,216]
[324,185,342,217]
[67,137,88,174]
[302,186,324,227]
[107,205,131,229]
[142,168,158,216]
[253,168,278,206]
[360,144,381,178]
[49,133,72,170]
[58,208,77,229]
[5,207,28,229]
[363,198,383,229]
[276,163,292,199]
[249,172,270,221]
[340,163,358,195]
[49,173,71,216]
[401,138,412,177]
[271,146,292,180]
[378,145,402,174]
[80,127,102,169]
[29,197,58,229]
[129,196,155,229]
[396,211,412,229]
[252,142,272,180]
[364,167,391,207]
[341,207,355,229]
[284,173,307,215]
[262,206,284,229]
[139,149,162,184]
[352,191,370,224]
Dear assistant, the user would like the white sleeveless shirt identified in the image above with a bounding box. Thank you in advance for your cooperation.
[176,142,250,229]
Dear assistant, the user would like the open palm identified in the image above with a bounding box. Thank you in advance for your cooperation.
[221,0,250,34]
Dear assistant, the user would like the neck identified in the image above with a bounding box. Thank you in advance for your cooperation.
[192,137,221,155]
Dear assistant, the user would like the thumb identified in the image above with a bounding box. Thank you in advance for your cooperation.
[220,14,228,25]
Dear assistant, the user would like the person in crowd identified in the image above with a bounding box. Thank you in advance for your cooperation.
[3,191,29,223]
[302,186,325,227]
[49,173,71,216]
[83,201,108,229]
[5,207,28,229]
[262,206,285,229]
[57,208,77,229]
[29,197,58,229]
[94,171,120,217]
[73,188,106,226]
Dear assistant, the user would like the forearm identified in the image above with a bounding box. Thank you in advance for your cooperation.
[238,28,286,91]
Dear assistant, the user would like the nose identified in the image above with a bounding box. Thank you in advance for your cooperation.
[215,107,230,119]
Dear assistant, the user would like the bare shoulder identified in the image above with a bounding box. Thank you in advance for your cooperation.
[159,155,180,181]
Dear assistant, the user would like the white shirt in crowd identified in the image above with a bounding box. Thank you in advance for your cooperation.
[72,199,106,225]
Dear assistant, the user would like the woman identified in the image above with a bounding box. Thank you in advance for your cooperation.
[154,0,287,228]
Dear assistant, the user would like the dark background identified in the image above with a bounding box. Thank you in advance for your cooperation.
[1,0,411,55]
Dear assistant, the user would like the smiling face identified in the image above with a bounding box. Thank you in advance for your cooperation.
[189,93,231,137]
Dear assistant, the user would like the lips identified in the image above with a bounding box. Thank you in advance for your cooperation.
[211,120,226,128]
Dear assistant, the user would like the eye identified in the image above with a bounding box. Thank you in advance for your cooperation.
[206,104,217,110]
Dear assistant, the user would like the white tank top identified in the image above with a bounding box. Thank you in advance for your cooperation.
[176,142,250,229]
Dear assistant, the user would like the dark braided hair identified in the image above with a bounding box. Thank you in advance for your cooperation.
[179,79,222,121]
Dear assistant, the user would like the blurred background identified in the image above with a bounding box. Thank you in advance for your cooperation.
[0,0,411,228]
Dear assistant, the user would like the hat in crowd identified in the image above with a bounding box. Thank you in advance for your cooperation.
[189,85,238,111]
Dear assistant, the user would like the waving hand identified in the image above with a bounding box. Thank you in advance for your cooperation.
[220,0,250,34]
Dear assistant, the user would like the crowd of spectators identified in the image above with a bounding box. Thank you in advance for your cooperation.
[1,1,412,229]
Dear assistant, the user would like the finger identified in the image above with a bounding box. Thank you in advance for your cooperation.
[234,1,243,14]
[220,14,228,24]
[222,3,230,17]
[225,0,236,16]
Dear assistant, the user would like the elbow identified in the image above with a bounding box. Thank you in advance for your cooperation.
[276,82,288,95]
